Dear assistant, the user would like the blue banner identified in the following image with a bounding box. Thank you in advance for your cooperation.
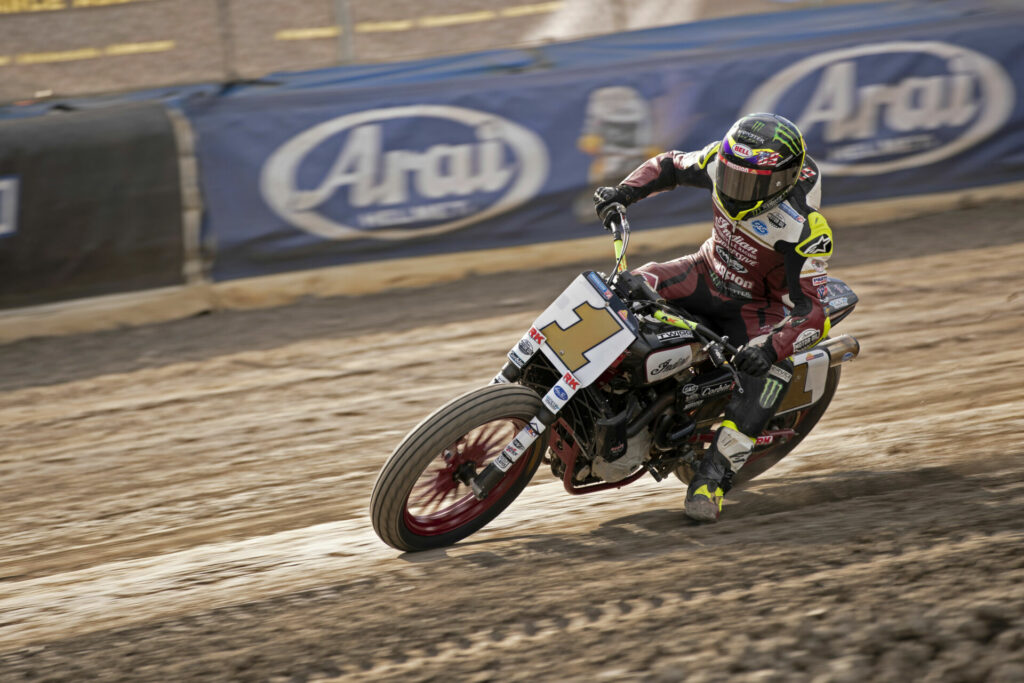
[183,2,1024,281]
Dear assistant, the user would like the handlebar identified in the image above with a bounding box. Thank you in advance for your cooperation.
[603,205,744,387]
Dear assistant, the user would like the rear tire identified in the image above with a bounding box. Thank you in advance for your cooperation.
[370,384,545,552]
[733,364,842,488]
[675,365,842,489]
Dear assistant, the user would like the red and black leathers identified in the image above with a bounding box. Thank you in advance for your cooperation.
[613,141,834,363]
[599,140,836,489]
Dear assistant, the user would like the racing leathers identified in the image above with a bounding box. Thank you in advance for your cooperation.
[596,141,834,518]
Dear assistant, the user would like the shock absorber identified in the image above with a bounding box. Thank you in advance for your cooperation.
[470,404,557,500]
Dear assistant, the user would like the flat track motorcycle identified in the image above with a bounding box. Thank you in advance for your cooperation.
[370,210,860,551]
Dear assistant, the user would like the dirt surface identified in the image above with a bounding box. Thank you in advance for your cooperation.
[1,201,1023,681]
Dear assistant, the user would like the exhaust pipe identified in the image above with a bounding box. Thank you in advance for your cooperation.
[819,335,860,366]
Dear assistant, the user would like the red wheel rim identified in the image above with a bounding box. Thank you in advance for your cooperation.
[403,417,533,536]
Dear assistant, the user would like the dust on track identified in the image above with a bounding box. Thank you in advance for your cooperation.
[1,201,1023,681]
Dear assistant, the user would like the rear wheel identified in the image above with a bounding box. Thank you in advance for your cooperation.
[675,365,842,488]
[370,384,545,552]
[734,364,842,488]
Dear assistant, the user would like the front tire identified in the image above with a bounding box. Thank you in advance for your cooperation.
[370,384,545,552]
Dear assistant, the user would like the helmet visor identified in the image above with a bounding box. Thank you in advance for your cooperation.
[716,154,793,202]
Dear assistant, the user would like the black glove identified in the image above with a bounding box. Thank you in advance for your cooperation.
[593,186,629,230]
[732,345,775,378]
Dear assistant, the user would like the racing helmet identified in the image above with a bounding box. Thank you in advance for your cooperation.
[715,113,806,220]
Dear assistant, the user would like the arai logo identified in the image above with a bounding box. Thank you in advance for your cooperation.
[742,42,1013,176]
[260,105,549,240]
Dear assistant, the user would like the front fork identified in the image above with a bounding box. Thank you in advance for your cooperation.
[471,362,557,499]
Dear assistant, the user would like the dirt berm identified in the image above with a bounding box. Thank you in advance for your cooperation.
[0,201,1022,681]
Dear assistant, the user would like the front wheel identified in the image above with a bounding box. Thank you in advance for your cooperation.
[370,384,545,552]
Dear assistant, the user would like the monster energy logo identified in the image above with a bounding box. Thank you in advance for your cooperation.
[773,125,802,157]
[749,121,766,132]
[759,378,784,409]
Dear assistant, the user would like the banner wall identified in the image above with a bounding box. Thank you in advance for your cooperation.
[183,2,1024,281]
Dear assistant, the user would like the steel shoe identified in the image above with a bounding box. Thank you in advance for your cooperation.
[685,477,724,521]
[684,447,731,522]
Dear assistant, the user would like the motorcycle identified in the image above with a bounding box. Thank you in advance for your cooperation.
[370,209,860,552]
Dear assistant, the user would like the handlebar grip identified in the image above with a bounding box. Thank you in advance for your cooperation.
[608,207,629,241]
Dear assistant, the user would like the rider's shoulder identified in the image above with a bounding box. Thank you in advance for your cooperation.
[674,140,721,171]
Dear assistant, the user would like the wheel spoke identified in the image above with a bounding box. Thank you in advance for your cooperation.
[402,412,531,537]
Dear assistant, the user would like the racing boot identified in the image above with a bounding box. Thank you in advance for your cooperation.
[684,421,755,522]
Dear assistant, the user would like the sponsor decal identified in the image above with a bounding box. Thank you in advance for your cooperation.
[586,271,614,300]
[767,213,786,229]
[711,257,754,290]
[714,244,750,274]
[553,386,569,401]
[801,234,833,255]
[759,378,784,409]
[742,42,1014,176]
[543,396,560,412]
[699,380,733,398]
[817,285,829,300]
[779,202,805,222]
[773,124,803,158]
[682,383,699,395]
[492,372,509,384]
[517,339,533,355]
[733,142,753,156]
[800,165,817,181]
[841,351,855,362]
[502,443,521,459]
[810,258,828,272]
[755,435,774,446]
[260,105,550,241]
[756,151,781,167]
[710,272,754,300]
[751,219,768,236]
[512,438,525,451]
[728,231,760,260]
[722,156,771,175]
[768,365,793,383]
[561,372,580,390]
[793,328,819,352]
[494,453,515,471]
[0,177,18,238]
[524,420,541,438]
[829,296,850,308]
[528,327,546,345]
[811,275,828,286]
[507,349,526,368]
[649,353,690,377]
[657,329,694,341]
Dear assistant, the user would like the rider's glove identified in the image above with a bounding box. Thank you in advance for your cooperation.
[733,344,775,378]
[593,185,632,230]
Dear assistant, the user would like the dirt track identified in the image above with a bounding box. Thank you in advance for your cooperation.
[1,201,1023,681]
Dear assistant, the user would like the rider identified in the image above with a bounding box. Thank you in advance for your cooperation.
[593,112,833,522]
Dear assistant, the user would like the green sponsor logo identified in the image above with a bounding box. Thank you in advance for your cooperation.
[772,124,802,157]
[749,121,766,132]
[759,378,783,409]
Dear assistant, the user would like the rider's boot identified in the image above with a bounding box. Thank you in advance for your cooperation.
[684,421,755,521]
